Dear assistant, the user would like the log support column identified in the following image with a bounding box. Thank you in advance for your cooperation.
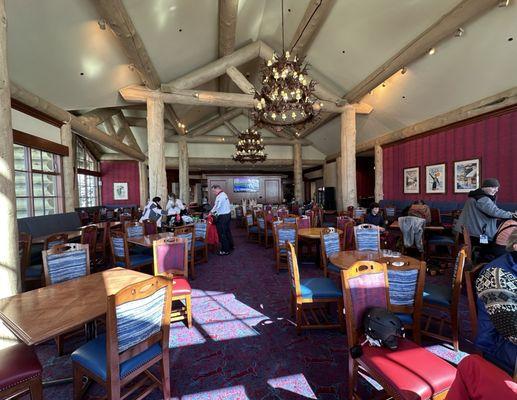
[146,97,168,204]
[293,141,303,204]
[138,161,149,208]
[340,104,357,209]
[0,0,19,346]
[60,122,78,212]
[336,156,343,211]
[178,136,189,204]
[374,144,384,203]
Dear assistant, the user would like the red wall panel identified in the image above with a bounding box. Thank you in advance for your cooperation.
[383,108,517,203]
[100,161,141,206]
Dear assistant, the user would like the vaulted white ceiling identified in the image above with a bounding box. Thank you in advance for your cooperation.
[5,0,517,156]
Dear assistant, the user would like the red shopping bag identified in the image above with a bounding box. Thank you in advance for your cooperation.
[206,214,219,245]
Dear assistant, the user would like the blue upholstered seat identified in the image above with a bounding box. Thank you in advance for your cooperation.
[194,241,205,249]
[423,283,452,307]
[248,226,259,233]
[300,278,342,300]
[115,254,153,268]
[327,262,340,273]
[395,312,413,325]
[26,264,42,279]
[427,235,455,245]
[71,335,161,381]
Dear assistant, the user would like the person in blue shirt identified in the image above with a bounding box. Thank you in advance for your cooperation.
[475,230,517,374]
[210,184,234,255]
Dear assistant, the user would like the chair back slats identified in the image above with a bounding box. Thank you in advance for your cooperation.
[125,221,144,238]
[81,225,98,259]
[110,230,129,268]
[194,221,207,239]
[384,206,396,218]
[235,206,244,218]
[277,209,288,219]
[153,237,188,277]
[245,214,254,227]
[286,242,301,298]
[341,261,389,346]
[43,243,90,285]
[353,207,367,219]
[175,226,194,251]
[44,233,68,251]
[275,224,297,247]
[143,219,158,235]
[18,232,32,286]
[321,229,341,258]
[354,224,380,251]
[256,212,266,230]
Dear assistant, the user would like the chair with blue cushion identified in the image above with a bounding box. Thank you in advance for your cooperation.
[384,205,397,223]
[422,247,467,351]
[43,233,68,251]
[386,257,426,344]
[273,223,298,273]
[234,206,244,227]
[283,214,298,224]
[245,213,259,243]
[109,230,153,272]
[256,211,267,246]
[42,243,90,356]
[354,224,380,251]
[153,237,192,328]
[81,225,98,270]
[341,260,456,400]
[175,226,196,279]
[320,228,342,277]
[18,232,42,291]
[72,276,172,400]
[194,221,209,264]
[286,242,344,334]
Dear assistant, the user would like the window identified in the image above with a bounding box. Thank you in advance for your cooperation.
[14,144,63,218]
[76,140,100,207]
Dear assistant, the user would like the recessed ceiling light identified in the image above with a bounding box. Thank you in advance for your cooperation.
[455,28,464,37]
[178,28,182,32]
[428,47,436,55]
[80,72,85,76]
[508,37,514,41]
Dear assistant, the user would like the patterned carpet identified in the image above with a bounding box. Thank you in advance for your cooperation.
[31,223,472,399]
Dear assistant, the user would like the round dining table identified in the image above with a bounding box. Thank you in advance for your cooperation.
[297,227,343,240]
[329,250,420,271]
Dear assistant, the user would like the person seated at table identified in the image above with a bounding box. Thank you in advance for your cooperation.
[139,197,167,228]
[408,200,432,224]
[491,218,517,258]
[475,230,517,374]
[364,202,386,231]
[165,193,185,224]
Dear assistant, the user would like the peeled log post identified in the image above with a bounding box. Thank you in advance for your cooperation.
[335,156,343,211]
[178,137,190,204]
[147,97,168,205]
[10,84,145,161]
[139,161,149,208]
[374,144,384,203]
[293,142,303,203]
[61,122,78,212]
[340,105,357,208]
[225,66,255,94]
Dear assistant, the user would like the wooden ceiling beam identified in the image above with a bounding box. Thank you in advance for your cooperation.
[189,108,242,137]
[289,0,336,58]
[218,0,239,103]
[77,108,119,126]
[223,121,240,136]
[125,117,175,130]
[225,66,255,94]
[112,112,141,152]
[345,0,501,103]
[167,135,312,146]
[91,0,184,135]
[165,157,322,168]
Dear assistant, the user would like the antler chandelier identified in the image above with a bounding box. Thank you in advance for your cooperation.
[232,127,267,164]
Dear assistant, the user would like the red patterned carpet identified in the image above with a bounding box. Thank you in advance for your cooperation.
[30,223,471,399]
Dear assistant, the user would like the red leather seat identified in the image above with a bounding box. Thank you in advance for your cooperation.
[171,277,192,296]
[360,339,456,400]
[0,343,42,390]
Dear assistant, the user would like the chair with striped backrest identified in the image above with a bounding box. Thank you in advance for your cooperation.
[42,243,90,355]
[124,221,144,238]
[286,242,344,333]
[81,225,98,270]
[119,214,132,224]
[110,230,153,271]
[142,219,158,235]
[43,233,68,251]
[277,209,288,220]
[341,261,456,400]
[153,237,192,328]
[305,210,315,227]
[19,232,42,291]
[422,247,467,351]
[385,257,426,344]
[384,205,397,223]
[320,228,342,277]
[354,224,380,251]
[353,207,367,221]
[283,214,298,224]
[175,226,196,279]
[273,222,298,273]
[71,277,172,400]
[194,220,209,264]
[245,213,259,243]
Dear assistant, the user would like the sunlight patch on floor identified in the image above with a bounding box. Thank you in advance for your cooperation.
[267,373,318,399]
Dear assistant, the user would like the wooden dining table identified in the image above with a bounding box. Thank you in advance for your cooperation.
[298,227,343,240]
[32,229,83,245]
[330,250,420,271]
[0,268,151,346]
[389,220,445,232]
[80,221,121,230]
[126,232,175,248]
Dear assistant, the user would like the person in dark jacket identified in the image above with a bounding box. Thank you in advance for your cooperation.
[475,230,517,374]
[364,202,386,231]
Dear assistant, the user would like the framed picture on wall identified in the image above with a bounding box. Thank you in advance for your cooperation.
[113,182,128,200]
[403,167,420,194]
[425,163,446,194]
[454,158,480,193]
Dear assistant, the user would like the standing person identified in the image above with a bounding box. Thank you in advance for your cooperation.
[139,197,167,228]
[210,184,234,255]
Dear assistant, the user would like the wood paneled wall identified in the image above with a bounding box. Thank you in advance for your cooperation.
[206,175,283,204]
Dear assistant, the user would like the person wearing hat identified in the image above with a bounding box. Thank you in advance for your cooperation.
[474,230,517,375]
[455,178,516,254]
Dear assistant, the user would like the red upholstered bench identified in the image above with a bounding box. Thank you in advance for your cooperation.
[0,343,42,400]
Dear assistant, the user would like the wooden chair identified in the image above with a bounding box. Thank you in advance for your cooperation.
[464,262,487,341]
[109,230,153,271]
[320,228,342,277]
[43,233,68,251]
[385,257,426,344]
[256,211,266,246]
[0,343,42,400]
[194,220,209,264]
[277,209,288,219]
[297,215,311,229]
[142,219,158,235]
[18,232,42,291]
[283,214,298,224]
[354,224,380,251]
[337,216,355,250]
[119,214,132,224]
[245,213,259,243]
[92,210,100,223]
[462,226,473,264]
[422,247,468,351]
[341,260,456,400]
[81,225,98,270]
[174,226,196,279]
[286,242,344,334]
[124,221,144,238]
[72,277,172,400]
[273,222,298,273]
[234,206,244,227]
[153,237,192,328]
[305,210,316,228]
[95,221,114,267]
[384,205,397,223]
[42,243,90,356]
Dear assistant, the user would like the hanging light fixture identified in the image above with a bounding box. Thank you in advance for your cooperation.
[232,112,267,164]
[252,0,320,131]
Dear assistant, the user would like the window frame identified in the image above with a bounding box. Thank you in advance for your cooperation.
[76,139,101,208]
